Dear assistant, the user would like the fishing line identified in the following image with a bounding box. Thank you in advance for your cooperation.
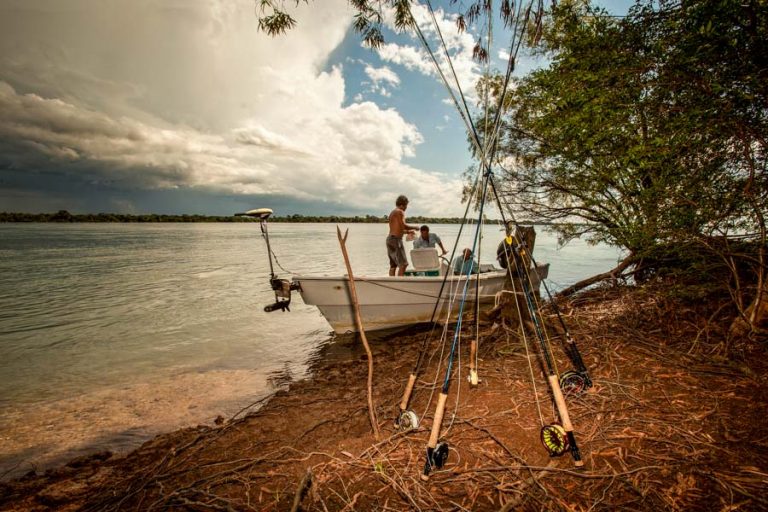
[403,0,548,476]
[418,267,465,425]
[509,234,561,377]
[495,220,546,426]
[503,231,570,455]
[422,172,489,479]
[395,170,483,429]
[490,175,592,391]
[493,195,583,464]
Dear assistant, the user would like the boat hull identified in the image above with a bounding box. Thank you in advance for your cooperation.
[296,269,541,333]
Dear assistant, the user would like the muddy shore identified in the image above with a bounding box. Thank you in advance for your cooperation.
[1,284,767,511]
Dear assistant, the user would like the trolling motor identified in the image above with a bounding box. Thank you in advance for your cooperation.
[235,208,299,313]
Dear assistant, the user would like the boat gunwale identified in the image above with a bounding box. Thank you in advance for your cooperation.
[293,270,507,283]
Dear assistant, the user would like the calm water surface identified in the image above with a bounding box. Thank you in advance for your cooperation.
[0,222,622,478]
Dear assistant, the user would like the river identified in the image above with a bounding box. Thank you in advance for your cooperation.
[0,222,622,478]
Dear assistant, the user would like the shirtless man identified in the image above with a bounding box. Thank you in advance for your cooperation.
[387,195,419,276]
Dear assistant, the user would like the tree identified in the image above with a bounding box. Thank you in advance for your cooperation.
[486,0,767,333]
[255,0,546,60]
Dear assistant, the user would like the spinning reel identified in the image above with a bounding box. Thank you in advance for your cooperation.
[396,409,420,431]
[559,370,591,395]
[540,424,570,457]
[423,441,450,477]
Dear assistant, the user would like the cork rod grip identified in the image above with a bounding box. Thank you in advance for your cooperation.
[547,374,574,431]
[399,373,417,412]
[428,392,449,449]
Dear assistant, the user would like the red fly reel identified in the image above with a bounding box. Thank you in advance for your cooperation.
[559,370,588,395]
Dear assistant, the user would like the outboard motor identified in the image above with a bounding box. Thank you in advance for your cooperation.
[235,208,299,312]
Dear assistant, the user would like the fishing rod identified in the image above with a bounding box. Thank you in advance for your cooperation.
[488,175,592,393]
[394,172,483,432]
[468,179,490,389]
[488,180,585,466]
[235,208,299,313]
[500,236,584,466]
[422,171,490,480]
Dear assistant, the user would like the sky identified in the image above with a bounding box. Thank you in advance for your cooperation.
[0,0,634,218]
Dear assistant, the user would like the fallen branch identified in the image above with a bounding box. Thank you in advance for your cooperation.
[290,469,313,512]
[557,254,635,298]
[337,226,380,439]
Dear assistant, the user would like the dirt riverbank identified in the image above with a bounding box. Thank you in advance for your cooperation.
[1,283,767,511]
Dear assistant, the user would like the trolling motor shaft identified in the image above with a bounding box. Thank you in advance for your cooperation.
[236,208,298,312]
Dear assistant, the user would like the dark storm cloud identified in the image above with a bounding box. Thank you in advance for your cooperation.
[0,0,465,216]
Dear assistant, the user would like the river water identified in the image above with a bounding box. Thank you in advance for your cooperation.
[0,222,622,478]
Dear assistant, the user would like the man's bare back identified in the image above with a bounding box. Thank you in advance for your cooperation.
[389,207,407,237]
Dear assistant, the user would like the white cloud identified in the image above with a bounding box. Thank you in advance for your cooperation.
[375,3,483,103]
[364,65,401,87]
[0,0,468,216]
[377,43,434,76]
[498,49,511,62]
[363,64,400,97]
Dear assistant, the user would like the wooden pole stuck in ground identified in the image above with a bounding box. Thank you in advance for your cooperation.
[336,226,380,440]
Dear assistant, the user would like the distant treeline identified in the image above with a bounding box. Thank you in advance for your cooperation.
[0,211,251,223]
[0,211,540,225]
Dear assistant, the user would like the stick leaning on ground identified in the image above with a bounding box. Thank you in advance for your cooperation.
[337,226,380,440]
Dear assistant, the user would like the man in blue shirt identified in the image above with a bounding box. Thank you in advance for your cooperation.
[452,248,478,275]
[413,225,447,255]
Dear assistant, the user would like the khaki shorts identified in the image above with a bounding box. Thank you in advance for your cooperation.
[386,235,407,269]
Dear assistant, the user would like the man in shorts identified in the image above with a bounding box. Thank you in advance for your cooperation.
[387,195,419,276]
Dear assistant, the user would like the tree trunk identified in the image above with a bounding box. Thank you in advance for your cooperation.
[729,281,768,338]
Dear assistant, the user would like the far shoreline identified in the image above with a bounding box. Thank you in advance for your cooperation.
[1,210,548,225]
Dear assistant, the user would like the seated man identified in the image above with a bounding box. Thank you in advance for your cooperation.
[452,247,478,275]
[413,225,448,255]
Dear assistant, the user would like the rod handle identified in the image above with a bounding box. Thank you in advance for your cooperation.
[548,374,584,467]
[399,373,417,412]
[427,392,449,449]
[547,374,574,431]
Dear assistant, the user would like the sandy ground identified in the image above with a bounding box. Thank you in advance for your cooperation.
[0,369,279,479]
[1,283,767,511]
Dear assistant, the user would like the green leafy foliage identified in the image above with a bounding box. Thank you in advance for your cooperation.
[256,0,307,36]
[254,0,545,59]
[486,0,767,259]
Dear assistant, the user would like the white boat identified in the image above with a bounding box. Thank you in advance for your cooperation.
[235,209,549,333]
[295,248,549,333]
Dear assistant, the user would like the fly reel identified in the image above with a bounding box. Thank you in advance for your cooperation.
[424,442,450,473]
[559,370,589,395]
[396,410,419,431]
[540,424,570,457]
